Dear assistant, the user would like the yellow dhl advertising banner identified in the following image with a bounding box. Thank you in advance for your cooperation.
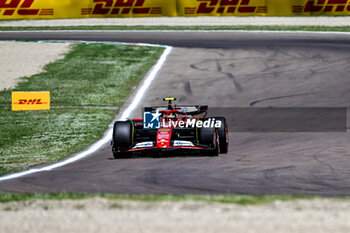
[12,92,50,111]
[82,0,177,18]
[178,0,350,16]
[177,0,268,16]
[1,0,350,19]
[0,0,88,19]
[288,0,350,15]
[0,0,177,19]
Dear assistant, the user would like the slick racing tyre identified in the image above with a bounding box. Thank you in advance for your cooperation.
[198,126,219,157]
[112,121,133,159]
[213,117,229,154]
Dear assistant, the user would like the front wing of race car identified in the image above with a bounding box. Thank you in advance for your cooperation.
[114,140,216,156]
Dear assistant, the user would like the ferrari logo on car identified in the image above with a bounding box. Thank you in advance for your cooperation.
[143,111,161,129]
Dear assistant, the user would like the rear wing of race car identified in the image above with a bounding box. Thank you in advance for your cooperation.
[144,105,208,116]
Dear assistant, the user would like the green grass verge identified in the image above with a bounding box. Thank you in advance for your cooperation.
[0,42,164,175]
[1,25,350,32]
[0,167,25,176]
[0,192,314,205]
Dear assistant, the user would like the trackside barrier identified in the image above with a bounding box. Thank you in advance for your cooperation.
[1,0,350,19]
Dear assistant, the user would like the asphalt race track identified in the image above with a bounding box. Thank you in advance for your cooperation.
[0,31,350,196]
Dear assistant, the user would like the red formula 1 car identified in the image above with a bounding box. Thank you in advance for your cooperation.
[111,98,228,159]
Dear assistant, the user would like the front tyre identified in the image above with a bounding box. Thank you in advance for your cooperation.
[198,126,219,157]
[112,121,133,159]
[213,117,229,154]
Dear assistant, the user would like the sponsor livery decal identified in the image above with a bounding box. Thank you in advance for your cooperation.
[173,140,195,147]
[0,0,53,16]
[82,0,162,15]
[133,141,154,148]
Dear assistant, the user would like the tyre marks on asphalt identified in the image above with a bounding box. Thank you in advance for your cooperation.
[183,81,193,96]
[249,93,311,106]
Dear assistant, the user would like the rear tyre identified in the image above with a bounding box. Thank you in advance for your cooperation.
[198,125,219,157]
[213,117,229,154]
[112,121,133,159]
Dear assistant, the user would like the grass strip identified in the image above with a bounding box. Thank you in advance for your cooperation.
[0,42,164,175]
[1,25,350,32]
[0,192,314,205]
[0,167,25,176]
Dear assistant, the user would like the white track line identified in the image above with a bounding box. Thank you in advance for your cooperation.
[0,43,172,182]
[120,46,172,120]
